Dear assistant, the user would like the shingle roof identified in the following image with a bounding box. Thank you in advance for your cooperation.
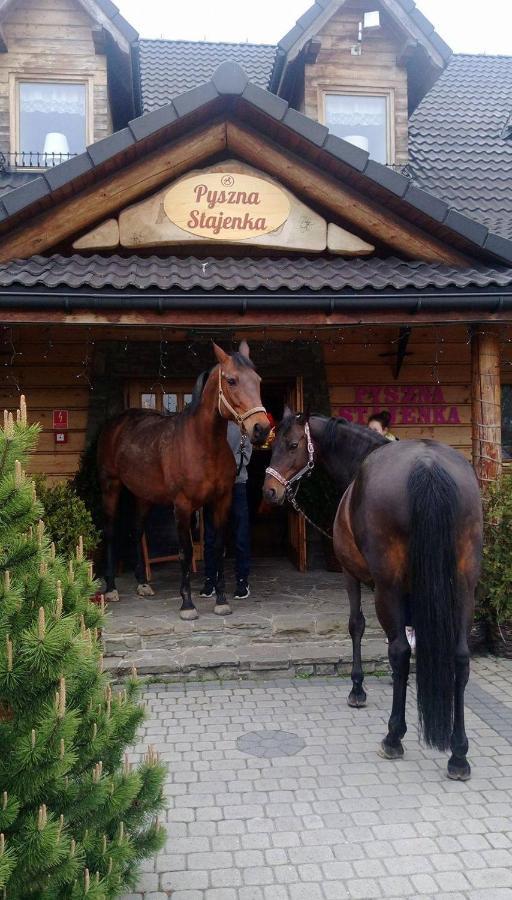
[409,54,512,240]
[136,39,277,113]
[1,254,511,292]
[0,61,511,266]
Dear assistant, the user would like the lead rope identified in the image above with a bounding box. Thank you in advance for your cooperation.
[287,489,334,541]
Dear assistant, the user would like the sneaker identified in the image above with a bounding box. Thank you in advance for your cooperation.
[199,580,215,598]
[234,580,250,600]
[406,626,416,651]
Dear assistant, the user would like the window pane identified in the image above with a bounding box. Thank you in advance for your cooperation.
[502,385,512,459]
[325,94,387,164]
[163,393,178,415]
[19,82,86,164]
[184,393,193,408]
[141,393,156,409]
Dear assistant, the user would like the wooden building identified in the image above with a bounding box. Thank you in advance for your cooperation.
[0,0,511,567]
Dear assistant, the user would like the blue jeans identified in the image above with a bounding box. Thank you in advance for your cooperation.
[204,483,251,583]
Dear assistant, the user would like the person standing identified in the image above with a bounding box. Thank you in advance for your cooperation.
[368,410,399,441]
[200,421,253,600]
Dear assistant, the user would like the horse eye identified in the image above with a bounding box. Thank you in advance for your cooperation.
[227,377,237,386]
[289,442,298,451]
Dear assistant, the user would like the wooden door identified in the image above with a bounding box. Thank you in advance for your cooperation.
[286,376,307,572]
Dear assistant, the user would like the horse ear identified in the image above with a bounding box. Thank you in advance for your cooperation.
[283,404,295,419]
[238,340,250,359]
[212,342,230,366]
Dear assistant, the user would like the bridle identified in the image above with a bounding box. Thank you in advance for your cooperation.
[217,366,267,433]
[265,420,333,540]
[218,366,267,475]
[265,420,315,500]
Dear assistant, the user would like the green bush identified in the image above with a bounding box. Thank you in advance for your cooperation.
[34,478,101,560]
[481,473,512,623]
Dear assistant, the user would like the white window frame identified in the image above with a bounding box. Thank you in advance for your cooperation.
[319,85,395,165]
[9,73,94,169]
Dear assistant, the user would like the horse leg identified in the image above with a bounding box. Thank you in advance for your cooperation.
[448,586,473,781]
[377,588,411,760]
[101,475,122,603]
[134,500,155,598]
[212,493,232,617]
[346,572,367,708]
[175,504,198,621]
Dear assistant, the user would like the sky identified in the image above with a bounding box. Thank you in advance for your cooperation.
[118,0,512,55]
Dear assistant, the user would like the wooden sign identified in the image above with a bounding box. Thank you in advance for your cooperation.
[338,385,463,427]
[163,171,291,242]
[53,409,68,429]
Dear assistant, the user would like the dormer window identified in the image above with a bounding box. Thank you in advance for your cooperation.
[324,90,392,164]
[11,76,91,168]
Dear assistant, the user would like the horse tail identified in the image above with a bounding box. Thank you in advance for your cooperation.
[408,458,458,752]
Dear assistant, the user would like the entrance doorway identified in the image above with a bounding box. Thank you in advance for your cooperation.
[246,376,307,571]
[125,373,307,572]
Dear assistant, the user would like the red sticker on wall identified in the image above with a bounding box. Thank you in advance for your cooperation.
[53,410,68,429]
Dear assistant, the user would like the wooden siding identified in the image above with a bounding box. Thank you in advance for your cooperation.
[1,323,512,482]
[0,325,92,482]
[0,0,112,160]
[323,325,473,455]
[304,0,410,165]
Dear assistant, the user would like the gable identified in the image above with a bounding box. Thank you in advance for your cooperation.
[0,0,137,52]
[0,63,510,267]
[275,0,451,110]
[72,160,375,256]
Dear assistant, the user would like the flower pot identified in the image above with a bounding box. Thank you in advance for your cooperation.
[468,620,488,654]
[489,621,512,659]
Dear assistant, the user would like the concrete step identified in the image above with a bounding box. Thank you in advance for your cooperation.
[103,636,390,681]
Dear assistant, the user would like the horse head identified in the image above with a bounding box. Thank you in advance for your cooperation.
[213,341,270,446]
[263,406,311,505]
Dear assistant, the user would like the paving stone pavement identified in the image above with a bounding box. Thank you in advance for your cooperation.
[123,656,512,900]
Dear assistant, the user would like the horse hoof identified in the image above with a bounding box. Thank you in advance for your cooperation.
[214,604,232,616]
[104,590,120,603]
[348,690,367,708]
[378,740,404,760]
[180,608,199,621]
[137,583,155,597]
[447,758,471,781]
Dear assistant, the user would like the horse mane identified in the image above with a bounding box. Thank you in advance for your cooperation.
[320,416,387,457]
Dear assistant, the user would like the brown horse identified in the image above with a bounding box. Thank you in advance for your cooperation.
[97,342,269,619]
[263,411,483,780]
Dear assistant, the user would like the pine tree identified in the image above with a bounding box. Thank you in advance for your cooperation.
[0,398,166,899]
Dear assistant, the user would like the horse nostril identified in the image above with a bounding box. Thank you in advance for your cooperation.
[265,487,276,501]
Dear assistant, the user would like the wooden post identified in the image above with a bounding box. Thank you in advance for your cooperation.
[471,326,502,486]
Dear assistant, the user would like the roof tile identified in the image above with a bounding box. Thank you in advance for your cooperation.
[137,39,276,114]
[1,254,511,293]
[409,54,512,240]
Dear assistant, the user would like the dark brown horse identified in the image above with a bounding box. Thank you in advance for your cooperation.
[263,411,483,780]
[97,342,269,619]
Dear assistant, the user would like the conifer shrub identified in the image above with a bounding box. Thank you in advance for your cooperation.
[0,398,166,898]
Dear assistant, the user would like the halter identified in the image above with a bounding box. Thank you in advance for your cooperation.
[265,420,315,498]
[217,366,267,433]
[265,421,333,540]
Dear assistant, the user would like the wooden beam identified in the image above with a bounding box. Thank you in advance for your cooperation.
[226,121,470,266]
[471,325,502,485]
[0,309,510,328]
[0,123,227,263]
